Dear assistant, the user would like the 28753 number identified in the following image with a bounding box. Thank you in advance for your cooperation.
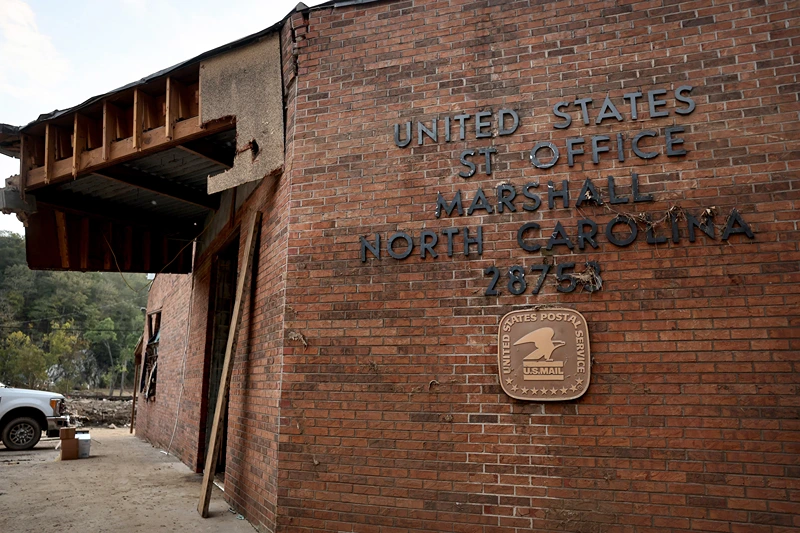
[484,261,602,296]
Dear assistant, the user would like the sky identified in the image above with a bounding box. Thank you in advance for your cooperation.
[0,0,326,234]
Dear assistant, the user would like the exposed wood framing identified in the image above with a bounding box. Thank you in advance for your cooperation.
[198,212,262,518]
[94,165,218,210]
[54,210,70,269]
[133,89,144,150]
[73,114,88,178]
[27,117,235,190]
[103,222,113,270]
[80,217,90,270]
[44,124,56,184]
[26,204,194,274]
[102,102,117,162]
[36,194,200,237]
[165,78,190,141]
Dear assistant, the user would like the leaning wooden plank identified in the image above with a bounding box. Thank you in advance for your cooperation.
[130,335,143,434]
[197,211,261,518]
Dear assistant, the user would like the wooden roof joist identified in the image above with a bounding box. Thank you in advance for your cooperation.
[27,203,196,273]
[34,191,203,237]
[23,111,235,190]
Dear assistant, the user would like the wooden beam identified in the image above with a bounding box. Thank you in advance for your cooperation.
[178,138,234,168]
[133,89,144,150]
[80,217,90,270]
[35,194,202,237]
[166,77,185,141]
[130,360,140,434]
[44,124,56,184]
[94,165,219,210]
[73,114,88,178]
[103,222,113,270]
[102,102,117,162]
[26,117,235,190]
[54,210,70,269]
[198,212,261,518]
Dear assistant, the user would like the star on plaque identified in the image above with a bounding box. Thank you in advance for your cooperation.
[560,387,568,394]
[570,384,578,392]
[521,387,529,394]
[511,384,518,391]
[506,378,514,385]
[576,378,584,385]
[549,387,558,394]
[530,387,538,395]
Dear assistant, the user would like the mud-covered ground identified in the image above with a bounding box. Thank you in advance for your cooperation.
[0,428,254,533]
[66,396,133,427]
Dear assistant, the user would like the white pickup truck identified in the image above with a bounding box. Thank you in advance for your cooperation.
[0,382,70,450]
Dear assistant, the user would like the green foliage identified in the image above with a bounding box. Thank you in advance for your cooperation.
[0,231,149,393]
[0,331,47,389]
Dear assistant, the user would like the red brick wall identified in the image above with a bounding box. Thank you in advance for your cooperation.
[215,19,304,531]
[274,0,800,532]
[136,268,209,472]
[138,20,302,530]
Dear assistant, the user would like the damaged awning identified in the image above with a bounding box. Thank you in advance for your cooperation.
[5,13,289,273]
[0,124,21,159]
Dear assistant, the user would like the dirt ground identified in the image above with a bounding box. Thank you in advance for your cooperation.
[0,428,254,533]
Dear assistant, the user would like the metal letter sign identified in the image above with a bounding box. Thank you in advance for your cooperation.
[498,308,591,401]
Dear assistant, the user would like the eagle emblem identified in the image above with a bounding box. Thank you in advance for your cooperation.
[514,327,565,361]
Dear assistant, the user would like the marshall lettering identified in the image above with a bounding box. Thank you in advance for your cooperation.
[359,85,757,297]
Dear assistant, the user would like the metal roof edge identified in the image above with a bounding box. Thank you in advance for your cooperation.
[21,0,394,132]
[22,17,289,131]
[0,124,21,159]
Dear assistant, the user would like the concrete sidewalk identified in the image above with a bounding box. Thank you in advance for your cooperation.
[0,428,253,533]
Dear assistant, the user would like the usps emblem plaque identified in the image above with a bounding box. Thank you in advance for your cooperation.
[498,308,591,401]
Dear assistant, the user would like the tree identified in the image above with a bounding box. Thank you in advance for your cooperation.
[44,322,86,394]
[85,318,119,396]
[0,231,148,393]
[0,331,48,389]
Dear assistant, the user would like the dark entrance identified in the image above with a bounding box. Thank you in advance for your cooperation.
[202,237,239,478]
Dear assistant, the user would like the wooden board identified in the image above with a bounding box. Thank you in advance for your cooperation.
[26,117,235,189]
[197,211,261,517]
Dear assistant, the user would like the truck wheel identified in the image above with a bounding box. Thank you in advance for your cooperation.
[1,417,42,451]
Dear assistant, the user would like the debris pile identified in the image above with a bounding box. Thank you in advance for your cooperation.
[66,398,132,427]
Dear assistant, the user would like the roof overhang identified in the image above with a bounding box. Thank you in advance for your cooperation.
[5,14,293,274]
[0,124,20,159]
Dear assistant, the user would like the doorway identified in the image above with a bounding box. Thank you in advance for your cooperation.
[202,237,239,479]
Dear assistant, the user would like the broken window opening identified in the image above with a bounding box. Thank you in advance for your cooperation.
[141,311,161,401]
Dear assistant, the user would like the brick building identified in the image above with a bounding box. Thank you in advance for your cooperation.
[3,0,799,531]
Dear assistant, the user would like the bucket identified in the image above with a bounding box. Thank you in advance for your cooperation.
[77,433,91,458]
